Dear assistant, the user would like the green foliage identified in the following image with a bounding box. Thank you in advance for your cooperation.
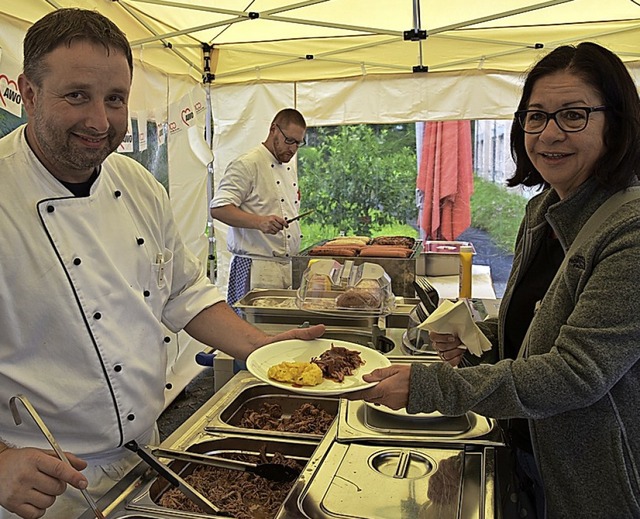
[470,175,527,252]
[298,125,418,236]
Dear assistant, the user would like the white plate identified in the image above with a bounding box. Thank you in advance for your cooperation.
[364,401,447,420]
[246,338,391,396]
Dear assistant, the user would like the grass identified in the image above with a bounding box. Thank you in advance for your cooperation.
[470,175,528,253]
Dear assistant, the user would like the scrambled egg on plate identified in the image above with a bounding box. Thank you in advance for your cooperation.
[268,361,324,386]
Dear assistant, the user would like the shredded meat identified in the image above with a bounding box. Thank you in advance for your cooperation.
[239,402,335,435]
[311,344,365,382]
[158,448,302,518]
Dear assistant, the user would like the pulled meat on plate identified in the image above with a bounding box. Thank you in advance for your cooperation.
[311,344,365,382]
[158,448,302,519]
[239,402,335,435]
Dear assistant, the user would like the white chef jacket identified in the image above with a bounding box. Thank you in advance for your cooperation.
[210,144,302,259]
[0,126,224,460]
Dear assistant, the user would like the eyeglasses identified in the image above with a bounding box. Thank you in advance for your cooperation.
[514,106,607,134]
[275,123,306,147]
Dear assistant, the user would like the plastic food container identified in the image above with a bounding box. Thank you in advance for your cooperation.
[415,241,476,276]
[296,259,395,316]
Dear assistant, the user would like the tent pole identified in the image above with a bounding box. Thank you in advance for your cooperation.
[202,43,216,282]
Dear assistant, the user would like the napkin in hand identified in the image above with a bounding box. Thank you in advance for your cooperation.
[417,300,492,357]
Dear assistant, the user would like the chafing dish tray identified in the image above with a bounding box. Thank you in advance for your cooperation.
[275,421,496,519]
[203,375,339,441]
[293,240,421,297]
[336,400,504,447]
[235,289,419,328]
[124,436,318,518]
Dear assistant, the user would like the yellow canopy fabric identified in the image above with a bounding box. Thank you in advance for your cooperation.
[2,0,639,85]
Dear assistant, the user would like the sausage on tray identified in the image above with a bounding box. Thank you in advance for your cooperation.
[358,245,413,258]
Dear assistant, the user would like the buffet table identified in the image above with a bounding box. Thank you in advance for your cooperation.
[79,364,504,519]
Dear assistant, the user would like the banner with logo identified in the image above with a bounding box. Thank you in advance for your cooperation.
[117,117,134,153]
[0,50,23,118]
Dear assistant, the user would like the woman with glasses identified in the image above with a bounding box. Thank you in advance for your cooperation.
[349,42,640,518]
[210,108,307,318]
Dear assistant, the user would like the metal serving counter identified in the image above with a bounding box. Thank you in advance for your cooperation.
[79,366,504,519]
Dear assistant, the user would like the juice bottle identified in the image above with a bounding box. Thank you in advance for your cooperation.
[458,245,473,299]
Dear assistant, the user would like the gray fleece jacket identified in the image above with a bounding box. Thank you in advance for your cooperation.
[408,178,640,518]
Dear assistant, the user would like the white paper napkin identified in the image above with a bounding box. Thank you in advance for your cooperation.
[417,300,492,357]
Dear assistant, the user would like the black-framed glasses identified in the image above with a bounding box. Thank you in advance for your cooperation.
[515,105,607,134]
[275,123,306,147]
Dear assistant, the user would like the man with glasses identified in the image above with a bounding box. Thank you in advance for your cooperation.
[210,108,307,316]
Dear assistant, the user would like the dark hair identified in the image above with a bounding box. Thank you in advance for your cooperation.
[272,108,306,129]
[23,8,133,86]
[509,42,640,190]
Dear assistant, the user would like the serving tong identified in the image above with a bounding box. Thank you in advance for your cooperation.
[150,446,299,482]
[9,394,106,519]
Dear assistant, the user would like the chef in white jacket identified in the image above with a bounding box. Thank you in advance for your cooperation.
[0,9,324,519]
[210,108,307,314]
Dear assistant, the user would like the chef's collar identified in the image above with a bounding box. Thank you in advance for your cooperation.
[59,167,100,197]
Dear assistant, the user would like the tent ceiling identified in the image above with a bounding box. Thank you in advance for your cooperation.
[2,0,640,84]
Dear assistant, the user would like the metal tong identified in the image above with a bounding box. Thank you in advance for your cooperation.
[9,394,106,519]
[150,446,298,482]
[125,440,223,515]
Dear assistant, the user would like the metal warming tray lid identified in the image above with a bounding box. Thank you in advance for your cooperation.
[276,422,497,519]
[335,399,504,447]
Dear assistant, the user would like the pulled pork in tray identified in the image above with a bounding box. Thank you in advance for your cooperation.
[311,344,365,382]
[158,448,302,518]
[239,402,335,435]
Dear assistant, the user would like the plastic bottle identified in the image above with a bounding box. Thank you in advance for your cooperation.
[458,245,474,299]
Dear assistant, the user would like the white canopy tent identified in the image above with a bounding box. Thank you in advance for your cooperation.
[1,0,639,397]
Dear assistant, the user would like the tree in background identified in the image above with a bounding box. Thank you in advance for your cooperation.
[298,125,418,237]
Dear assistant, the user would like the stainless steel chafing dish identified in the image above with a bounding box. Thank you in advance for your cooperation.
[80,372,504,519]
[292,240,422,297]
[234,289,420,329]
[124,435,317,518]
[336,399,504,447]
[202,374,339,442]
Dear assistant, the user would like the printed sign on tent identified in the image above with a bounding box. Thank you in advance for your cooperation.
[157,121,166,146]
[137,111,148,152]
[117,117,134,153]
[0,50,23,118]
[168,92,197,139]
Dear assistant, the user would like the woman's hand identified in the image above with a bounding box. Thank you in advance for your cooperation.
[344,364,412,410]
[429,332,466,367]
